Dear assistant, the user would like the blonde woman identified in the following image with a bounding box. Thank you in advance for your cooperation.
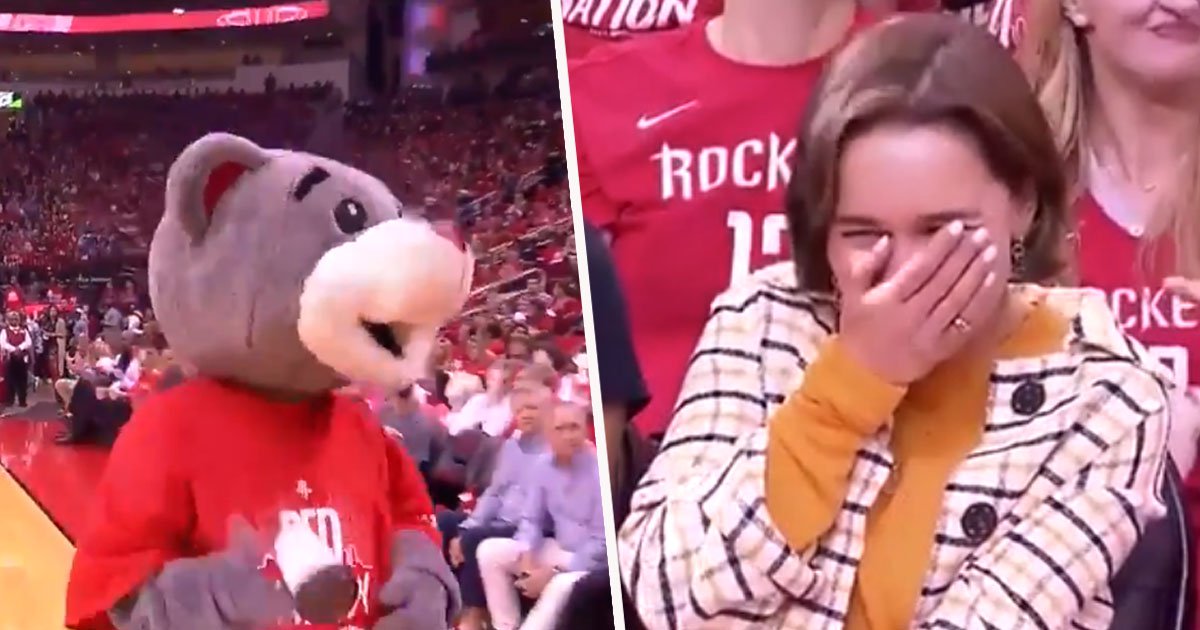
[619,15,1170,629]
[990,0,1200,513]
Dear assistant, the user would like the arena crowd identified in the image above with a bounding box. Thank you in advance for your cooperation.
[0,21,600,627]
[570,0,1200,630]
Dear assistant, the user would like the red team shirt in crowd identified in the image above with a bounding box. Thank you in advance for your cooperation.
[1076,194,1197,390]
[1075,192,1200,523]
[66,378,438,630]
[560,0,724,59]
[571,12,867,435]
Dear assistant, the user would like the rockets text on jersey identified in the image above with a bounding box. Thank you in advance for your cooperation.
[563,0,712,39]
[653,132,794,284]
[1100,285,1196,387]
[1076,192,1199,390]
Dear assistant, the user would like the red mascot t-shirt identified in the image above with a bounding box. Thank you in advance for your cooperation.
[65,378,439,630]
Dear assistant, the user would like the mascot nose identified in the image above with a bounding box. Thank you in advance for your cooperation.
[431,220,465,252]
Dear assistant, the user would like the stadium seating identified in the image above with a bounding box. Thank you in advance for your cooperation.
[0,76,580,368]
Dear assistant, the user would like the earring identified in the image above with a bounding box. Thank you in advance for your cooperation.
[1062,0,1090,28]
[1011,239,1027,279]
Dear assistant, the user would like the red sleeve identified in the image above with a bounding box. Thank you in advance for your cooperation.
[65,397,195,630]
[384,433,439,546]
[568,59,623,231]
[576,139,622,230]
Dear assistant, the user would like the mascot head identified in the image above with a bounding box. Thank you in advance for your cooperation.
[150,133,473,396]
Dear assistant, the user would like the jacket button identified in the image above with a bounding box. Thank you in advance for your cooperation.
[961,503,998,544]
[1011,380,1046,416]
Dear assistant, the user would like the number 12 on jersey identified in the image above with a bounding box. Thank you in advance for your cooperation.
[726,210,788,285]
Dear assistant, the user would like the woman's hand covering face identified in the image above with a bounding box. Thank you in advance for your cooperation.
[838,221,1002,384]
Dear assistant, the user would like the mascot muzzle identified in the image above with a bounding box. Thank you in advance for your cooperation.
[297,218,473,388]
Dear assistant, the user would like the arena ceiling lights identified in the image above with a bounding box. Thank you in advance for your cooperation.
[0,1,329,34]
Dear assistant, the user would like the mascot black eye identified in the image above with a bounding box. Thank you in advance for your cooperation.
[334,198,368,234]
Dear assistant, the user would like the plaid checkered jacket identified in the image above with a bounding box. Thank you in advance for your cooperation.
[618,263,1172,630]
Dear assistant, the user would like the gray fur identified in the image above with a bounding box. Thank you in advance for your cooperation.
[118,133,471,629]
[375,530,463,629]
[109,535,294,630]
[150,132,404,395]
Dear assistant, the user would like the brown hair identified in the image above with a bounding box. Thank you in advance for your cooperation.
[787,14,1070,292]
[516,362,558,390]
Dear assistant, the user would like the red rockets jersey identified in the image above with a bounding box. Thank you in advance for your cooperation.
[570,11,867,436]
[561,0,724,59]
[65,378,438,630]
[1075,193,1199,389]
[1075,191,1200,621]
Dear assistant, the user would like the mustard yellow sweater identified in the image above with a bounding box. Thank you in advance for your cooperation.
[765,304,1066,629]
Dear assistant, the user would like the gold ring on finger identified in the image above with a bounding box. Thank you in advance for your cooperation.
[951,316,971,333]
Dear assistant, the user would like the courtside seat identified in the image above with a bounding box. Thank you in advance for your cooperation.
[428,429,488,492]
[1110,457,1195,630]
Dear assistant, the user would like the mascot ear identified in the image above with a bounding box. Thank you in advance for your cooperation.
[165,132,270,243]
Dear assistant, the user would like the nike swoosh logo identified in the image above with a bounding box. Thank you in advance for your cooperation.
[636,100,699,130]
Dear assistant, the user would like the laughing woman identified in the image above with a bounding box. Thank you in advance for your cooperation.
[617,14,1171,630]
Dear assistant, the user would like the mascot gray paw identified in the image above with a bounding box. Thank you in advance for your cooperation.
[110,517,295,630]
[373,531,462,629]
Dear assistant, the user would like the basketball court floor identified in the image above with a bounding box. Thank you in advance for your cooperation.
[0,390,107,630]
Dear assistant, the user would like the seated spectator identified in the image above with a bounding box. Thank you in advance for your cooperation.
[554,220,647,630]
[478,402,605,630]
[54,338,88,412]
[55,336,150,445]
[436,381,553,630]
[445,369,486,410]
[57,374,133,446]
[447,358,522,436]
[619,17,1171,628]
[506,331,532,360]
[379,385,445,473]
[529,337,567,373]
[97,335,141,400]
[515,363,559,409]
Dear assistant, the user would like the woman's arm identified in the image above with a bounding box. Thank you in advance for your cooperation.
[618,286,902,628]
[919,367,1170,629]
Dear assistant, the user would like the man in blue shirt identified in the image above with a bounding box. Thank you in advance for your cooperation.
[477,402,607,630]
[435,381,553,630]
[554,220,646,630]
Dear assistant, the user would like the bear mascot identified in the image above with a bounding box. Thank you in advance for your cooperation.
[64,133,474,630]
